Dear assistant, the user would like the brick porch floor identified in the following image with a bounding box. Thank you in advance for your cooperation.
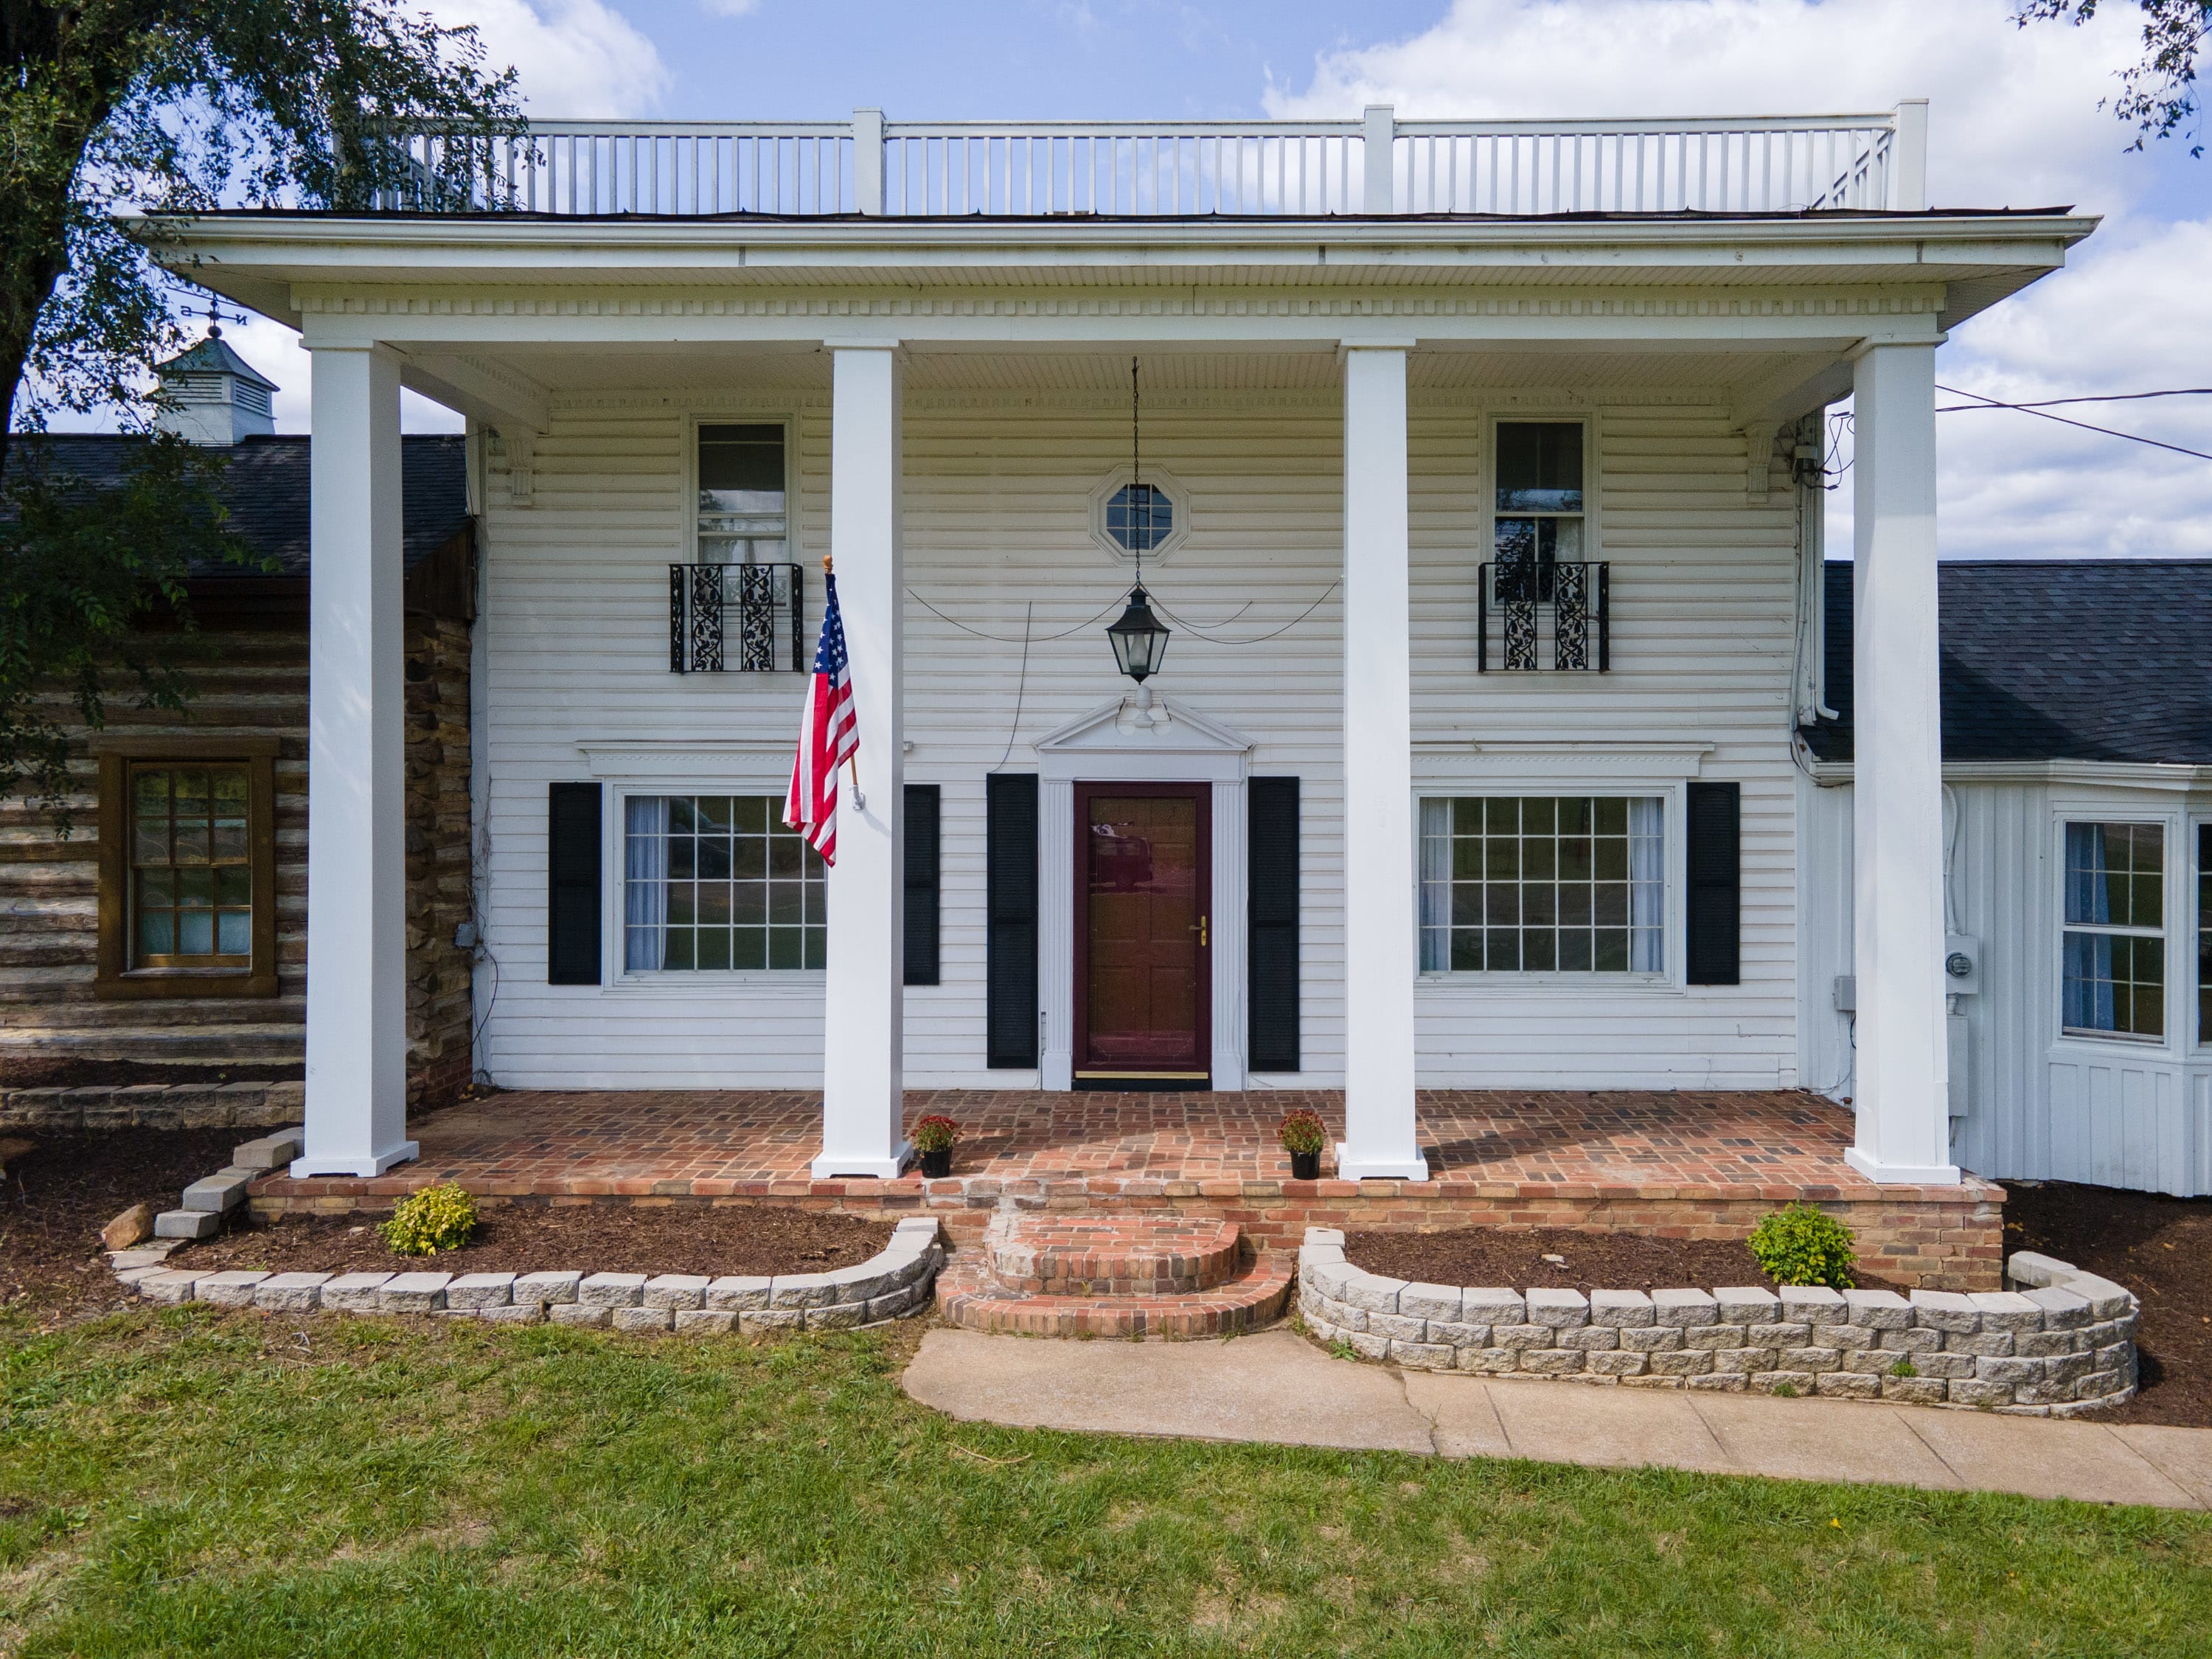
[251,1090,2006,1287]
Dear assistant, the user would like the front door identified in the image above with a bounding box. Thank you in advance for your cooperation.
[1074,782,1211,1088]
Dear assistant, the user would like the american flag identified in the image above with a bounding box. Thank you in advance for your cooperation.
[784,572,858,864]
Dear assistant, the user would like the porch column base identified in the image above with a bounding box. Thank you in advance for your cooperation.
[812,1141,913,1180]
[1335,1144,1429,1182]
[1844,1147,1958,1187]
[291,1140,420,1179]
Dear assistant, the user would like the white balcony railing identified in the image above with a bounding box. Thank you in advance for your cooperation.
[373,103,1927,218]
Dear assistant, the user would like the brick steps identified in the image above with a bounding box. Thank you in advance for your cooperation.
[936,1211,1292,1338]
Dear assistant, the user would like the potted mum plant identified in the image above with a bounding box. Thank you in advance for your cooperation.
[1278,1109,1326,1180]
[913,1114,960,1178]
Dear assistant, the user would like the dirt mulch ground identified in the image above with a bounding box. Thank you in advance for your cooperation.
[2004,1180,2211,1428]
[1343,1227,1903,1297]
[0,1128,239,1312]
[173,1203,897,1279]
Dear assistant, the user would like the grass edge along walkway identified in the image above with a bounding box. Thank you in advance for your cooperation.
[0,1307,2206,1658]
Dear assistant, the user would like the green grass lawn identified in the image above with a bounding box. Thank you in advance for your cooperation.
[2,1308,2208,1657]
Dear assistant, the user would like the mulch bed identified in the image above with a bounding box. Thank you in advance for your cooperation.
[0,1128,240,1311]
[173,1203,897,1279]
[2004,1180,2211,1428]
[1343,1227,1903,1296]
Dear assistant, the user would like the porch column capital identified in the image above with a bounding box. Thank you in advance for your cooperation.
[293,340,417,1178]
[1845,338,1958,1186]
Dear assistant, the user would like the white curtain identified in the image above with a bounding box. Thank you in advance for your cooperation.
[1418,798,1453,971]
[1629,796,1663,973]
[624,795,669,971]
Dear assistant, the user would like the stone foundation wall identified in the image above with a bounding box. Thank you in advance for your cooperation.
[0,1079,305,1130]
[1297,1228,2140,1417]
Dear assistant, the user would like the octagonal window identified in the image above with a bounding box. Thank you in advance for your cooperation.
[1105,483,1174,554]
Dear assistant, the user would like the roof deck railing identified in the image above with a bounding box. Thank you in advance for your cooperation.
[373,102,1927,219]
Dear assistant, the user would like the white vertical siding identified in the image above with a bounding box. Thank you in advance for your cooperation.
[479,384,1809,1092]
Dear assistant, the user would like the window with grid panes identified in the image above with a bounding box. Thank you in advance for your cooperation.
[1419,796,1664,974]
[2062,821,2164,1039]
[130,764,253,967]
[622,794,824,972]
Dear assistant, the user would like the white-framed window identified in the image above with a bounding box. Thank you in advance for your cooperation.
[1490,418,1589,599]
[694,421,787,565]
[2061,820,2165,1040]
[622,793,824,973]
[1419,794,1664,973]
[2199,821,2212,1047]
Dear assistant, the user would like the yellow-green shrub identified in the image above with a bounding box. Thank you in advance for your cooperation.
[1747,1203,1857,1289]
[379,1184,479,1256]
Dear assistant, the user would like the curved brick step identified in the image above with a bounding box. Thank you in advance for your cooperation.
[984,1212,1241,1296]
[935,1255,1294,1338]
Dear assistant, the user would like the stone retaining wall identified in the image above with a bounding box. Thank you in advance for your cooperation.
[2,1079,304,1130]
[113,1216,943,1335]
[1296,1228,2139,1416]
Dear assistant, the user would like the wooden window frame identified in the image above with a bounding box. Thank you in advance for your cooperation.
[94,735,280,1000]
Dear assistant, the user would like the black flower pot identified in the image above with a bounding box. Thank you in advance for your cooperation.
[1289,1150,1321,1181]
[919,1147,953,1178]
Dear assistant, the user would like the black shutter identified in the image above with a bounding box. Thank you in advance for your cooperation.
[904,784,941,987]
[1248,776,1301,1071]
[985,773,1038,1067]
[1686,780,1741,986]
[547,782,602,985]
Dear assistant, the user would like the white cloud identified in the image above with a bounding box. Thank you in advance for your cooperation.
[700,0,763,15]
[1273,0,2212,560]
[424,0,669,119]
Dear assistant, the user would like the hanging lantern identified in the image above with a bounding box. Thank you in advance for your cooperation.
[1107,583,1170,684]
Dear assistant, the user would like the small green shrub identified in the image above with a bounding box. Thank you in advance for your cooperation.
[380,1184,479,1256]
[1746,1203,1857,1289]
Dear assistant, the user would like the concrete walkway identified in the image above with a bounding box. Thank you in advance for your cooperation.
[904,1328,2212,1510]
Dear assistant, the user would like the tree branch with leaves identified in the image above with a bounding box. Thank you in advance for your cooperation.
[2020,0,2211,153]
[1,0,521,824]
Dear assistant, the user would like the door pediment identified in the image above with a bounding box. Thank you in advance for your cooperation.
[1035,695,1253,784]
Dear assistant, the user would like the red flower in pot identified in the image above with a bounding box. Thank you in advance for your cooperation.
[913,1114,960,1178]
[1278,1109,1326,1180]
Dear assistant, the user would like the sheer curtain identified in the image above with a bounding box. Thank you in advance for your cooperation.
[1418,799,1453,970]
[2063,822,2115,1029]
[624,795,669,972]
[1629,797,1664,973]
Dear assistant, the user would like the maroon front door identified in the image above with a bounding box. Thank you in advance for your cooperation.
[1074,782,1211,1087]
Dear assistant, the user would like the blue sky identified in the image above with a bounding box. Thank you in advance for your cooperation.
[201,1,2212,558]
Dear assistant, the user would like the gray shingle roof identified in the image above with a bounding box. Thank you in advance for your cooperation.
[1806,560,2212,765]
[2,433,469,577]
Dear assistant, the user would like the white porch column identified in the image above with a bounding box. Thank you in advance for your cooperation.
[1338,344,1427,1180]
[292,345,416,1177]
[1846,341,1958,1185]
[814,345,910,1178]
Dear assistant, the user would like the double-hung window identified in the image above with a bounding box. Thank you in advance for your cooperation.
[1492,421,1585,601]
[2062,821,2164,1040]
[696,424,786,565]
[1419,795,1664,973]
[623,793,824,973]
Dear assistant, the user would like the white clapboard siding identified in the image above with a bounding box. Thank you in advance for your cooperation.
[479,386,1809,1091]
[1799,775,2212,1196]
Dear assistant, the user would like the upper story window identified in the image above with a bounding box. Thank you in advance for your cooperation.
[1493,421,1585,600]
[624,793,825,973]
[697,424,786,565]
[1419,795,1663,974]
[1105,484,1172,553]
[2062,821,2164,1040]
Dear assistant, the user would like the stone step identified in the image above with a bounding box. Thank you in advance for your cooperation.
[984,1212,1241,1296]
[935,1255,1293,1338]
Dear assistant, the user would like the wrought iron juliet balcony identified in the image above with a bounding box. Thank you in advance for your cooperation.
[374,103,1926,218]
[1478,560,1610,673]
[670,563,804,674]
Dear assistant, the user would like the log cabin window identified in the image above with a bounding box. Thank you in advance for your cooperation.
[94,738,278,999]
[2062,821,2164,1040]
[1419,795,1663,974]
[622,793,825,973]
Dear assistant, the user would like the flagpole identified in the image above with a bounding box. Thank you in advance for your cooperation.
[826,552,865,809]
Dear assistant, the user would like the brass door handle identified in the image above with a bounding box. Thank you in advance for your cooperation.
[1190,917,1208,947]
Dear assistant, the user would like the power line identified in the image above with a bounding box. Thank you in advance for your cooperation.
[1934,383,2212,462]
[1935,386,2212,413]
